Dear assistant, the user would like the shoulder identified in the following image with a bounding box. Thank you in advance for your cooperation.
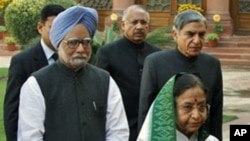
[146,49,175,60]
[12,43,42,60]
[86,64,110,84]
[143,50,175,69]
[99,38,123,50]
[144,42,161,51]
[33,62,54,75]
[200,52,217,59]
[87,64,110,76]
[199,52,221,64]
[97,39,125,58]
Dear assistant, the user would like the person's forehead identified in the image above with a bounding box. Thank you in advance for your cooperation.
[127,9,148,20]
[181,22,206,31]
[178,87,206,99]
[178,97,206,105]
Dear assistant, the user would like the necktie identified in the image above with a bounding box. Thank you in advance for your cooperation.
[52,53,58,61]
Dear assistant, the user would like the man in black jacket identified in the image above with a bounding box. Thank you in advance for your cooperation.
[4,4,65,141]
[138,10,223,141]
[95,5,160,141]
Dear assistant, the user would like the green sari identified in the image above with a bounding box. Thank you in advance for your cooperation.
[137,74,210,141]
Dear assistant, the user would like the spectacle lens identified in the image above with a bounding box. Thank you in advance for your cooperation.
[64,38,92,49]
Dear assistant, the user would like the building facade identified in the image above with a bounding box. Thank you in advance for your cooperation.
[80,0,250,37]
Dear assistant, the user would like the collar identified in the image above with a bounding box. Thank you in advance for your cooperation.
[41,39,56,60]
[176,129,198,141]
[55,60,85,77]
[175,48,199,62]
[123,37,145,50]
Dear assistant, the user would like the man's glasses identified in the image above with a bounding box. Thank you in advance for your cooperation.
[63,38,92,49]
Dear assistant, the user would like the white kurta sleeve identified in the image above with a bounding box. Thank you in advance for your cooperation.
[18,76,45,141]
[105,76,130,141]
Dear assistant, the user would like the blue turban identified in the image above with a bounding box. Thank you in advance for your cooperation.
[50,6,98,48]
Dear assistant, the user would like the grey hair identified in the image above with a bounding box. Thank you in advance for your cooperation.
[173,10,207,33]
[122,5,150,22]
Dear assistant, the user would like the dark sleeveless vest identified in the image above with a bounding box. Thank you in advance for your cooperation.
[33,61,109,141]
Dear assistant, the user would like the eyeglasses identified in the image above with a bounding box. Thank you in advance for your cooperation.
[63,38,92,49]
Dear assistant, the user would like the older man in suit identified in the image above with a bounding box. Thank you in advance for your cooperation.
[4,4,65,141]
[95,5,160,141]
[138,10,223,140]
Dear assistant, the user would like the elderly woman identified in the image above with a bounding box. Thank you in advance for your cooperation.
[137,73,219,141]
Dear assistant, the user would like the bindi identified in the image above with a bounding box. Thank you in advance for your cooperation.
[194,98,197,103]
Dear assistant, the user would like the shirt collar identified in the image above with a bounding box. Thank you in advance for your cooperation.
[176,129,198,141]
[41,39,56,60]
[123,37,145,49]
[175,48,198,62]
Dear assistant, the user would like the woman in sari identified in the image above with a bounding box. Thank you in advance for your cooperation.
[137,73,219,141]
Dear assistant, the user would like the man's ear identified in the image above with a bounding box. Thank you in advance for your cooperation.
[37,22,43,35]
[120,20,125,32]
[171,30,178,41]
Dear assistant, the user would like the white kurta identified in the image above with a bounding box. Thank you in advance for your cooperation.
[18,76,129,141]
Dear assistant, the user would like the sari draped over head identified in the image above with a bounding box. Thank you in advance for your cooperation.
[137,73,210,141]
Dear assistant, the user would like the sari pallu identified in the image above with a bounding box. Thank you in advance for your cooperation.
[137,73,215,141]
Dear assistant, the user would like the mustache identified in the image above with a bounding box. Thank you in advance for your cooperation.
[134,31,145,34]
[72,53,87,58]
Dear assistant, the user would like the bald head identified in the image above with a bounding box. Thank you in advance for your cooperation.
[122,5,150,22]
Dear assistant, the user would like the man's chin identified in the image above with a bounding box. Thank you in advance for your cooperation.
[132,38,144,44]
[186,51,200,57]
[72,59,88,68]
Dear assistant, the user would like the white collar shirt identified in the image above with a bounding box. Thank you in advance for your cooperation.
[41,39,56,64]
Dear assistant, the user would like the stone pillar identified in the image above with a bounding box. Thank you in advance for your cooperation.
[205,0,233,38]
[113,0,134,13]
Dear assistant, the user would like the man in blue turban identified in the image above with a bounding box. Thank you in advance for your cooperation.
[17,6,129,141]
[50,5,98,49]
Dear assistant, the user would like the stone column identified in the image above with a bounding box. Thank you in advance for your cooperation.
[113,0,134,13]
[113,0,135,23]
[205,0,233,37]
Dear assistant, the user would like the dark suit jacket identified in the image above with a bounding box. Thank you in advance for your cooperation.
[95,37,160,141]
[4,42,48,141]
[138,48,223,140]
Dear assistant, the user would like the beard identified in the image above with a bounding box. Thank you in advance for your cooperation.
[70,53,89,69]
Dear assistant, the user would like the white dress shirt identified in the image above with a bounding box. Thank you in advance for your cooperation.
[40,39,56,64]
[18,76,129,141]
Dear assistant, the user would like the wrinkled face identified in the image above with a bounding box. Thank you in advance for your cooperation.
[121,9,149,44]
[172,21,206,57]
[175,86,207,138]
[37,16,56,51]
[58,24,92,70]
